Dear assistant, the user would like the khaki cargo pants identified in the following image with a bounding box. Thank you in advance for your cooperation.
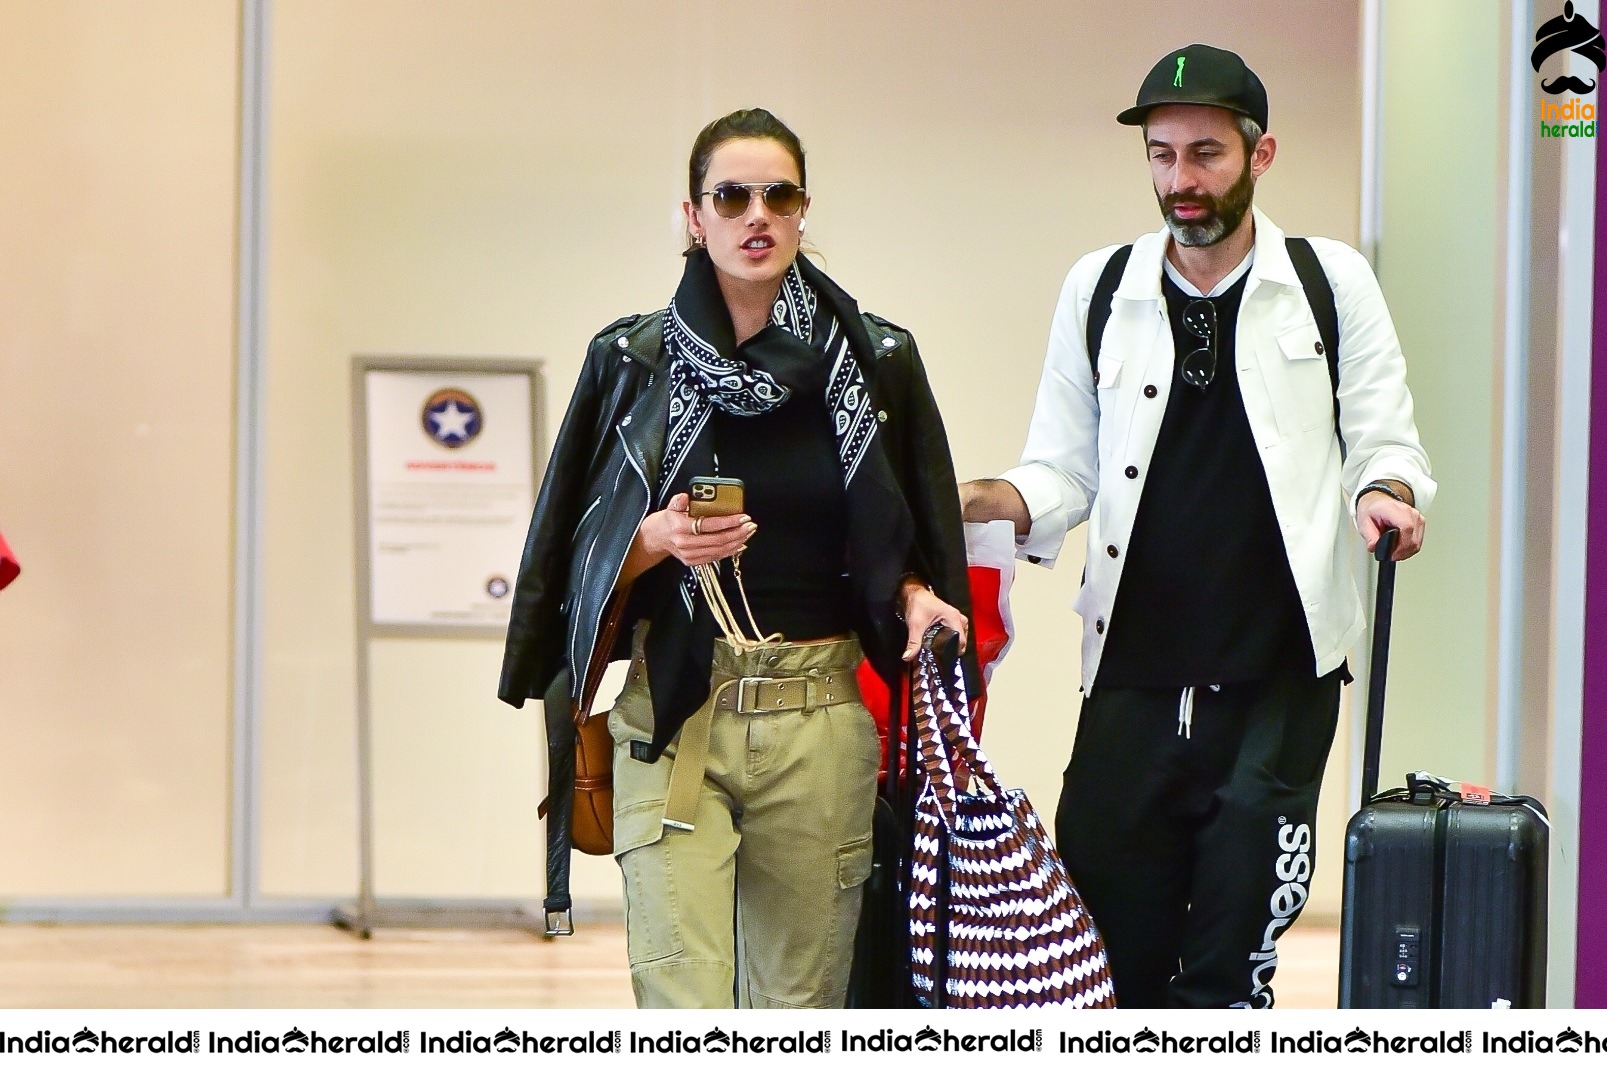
[608,626,880,1008]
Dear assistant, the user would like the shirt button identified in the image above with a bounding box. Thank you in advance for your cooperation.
[1095,618,1105,635]
[1144,385,1158,398]
[1106,545,1119,558]
[1124,465,1138,479]
[1315,341,1326,355]
[1027,554,1042,565]
[1093,371,1101,386]
[877,410,888,422]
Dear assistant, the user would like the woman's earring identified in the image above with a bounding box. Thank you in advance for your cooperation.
[798,219,807,234]
[693,233,706,247]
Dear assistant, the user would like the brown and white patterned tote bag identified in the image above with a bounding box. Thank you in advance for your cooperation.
[907,626,1117,1008]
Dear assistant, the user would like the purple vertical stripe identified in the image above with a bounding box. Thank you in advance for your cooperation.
[1577,128,1607,1009]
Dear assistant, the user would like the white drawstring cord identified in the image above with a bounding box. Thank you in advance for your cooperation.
[1177,684,1222,739]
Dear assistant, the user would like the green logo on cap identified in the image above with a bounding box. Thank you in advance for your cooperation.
[1175,56,1186,87]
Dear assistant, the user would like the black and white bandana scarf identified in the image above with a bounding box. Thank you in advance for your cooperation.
[661,255,881,615]
[661,257,879,504]
[639,249,911,754]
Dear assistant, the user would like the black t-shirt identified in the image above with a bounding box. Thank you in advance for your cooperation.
[1095,269,1313,688]
[707,396,853,642]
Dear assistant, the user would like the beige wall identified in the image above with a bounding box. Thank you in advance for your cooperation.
[0,1,1368,926]
[258,0,1363,915]
[0,0,1559,1008]
[1373,1,1502,786]
[0,0,239,896]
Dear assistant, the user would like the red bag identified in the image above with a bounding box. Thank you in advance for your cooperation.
[860,520,1017,776]
[0,529,19,592]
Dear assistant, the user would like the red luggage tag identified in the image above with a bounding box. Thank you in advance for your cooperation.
[1456,782,1493,805]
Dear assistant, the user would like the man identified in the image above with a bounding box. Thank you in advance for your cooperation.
[960,43,1433,1008]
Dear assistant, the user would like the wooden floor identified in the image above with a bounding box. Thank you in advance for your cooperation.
[0,921,1340,1009]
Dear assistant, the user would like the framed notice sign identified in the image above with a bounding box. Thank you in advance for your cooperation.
[352,357,544,639]
[344,356,545,936]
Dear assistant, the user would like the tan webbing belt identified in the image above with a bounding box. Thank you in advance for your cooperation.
[659,670,858,832]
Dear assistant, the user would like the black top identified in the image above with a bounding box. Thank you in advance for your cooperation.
[1096,270,1312,688]
[708,396,853,641]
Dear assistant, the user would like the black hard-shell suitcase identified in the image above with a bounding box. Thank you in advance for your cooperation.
[1338,530,1549,1008]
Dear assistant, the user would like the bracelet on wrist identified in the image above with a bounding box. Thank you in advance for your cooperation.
[1359,481,1408,505]
[894,573,931,622]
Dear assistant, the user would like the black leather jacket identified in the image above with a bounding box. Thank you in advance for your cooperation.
[499,288,974,927]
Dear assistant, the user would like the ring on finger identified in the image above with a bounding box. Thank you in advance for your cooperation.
[692,516,702,536]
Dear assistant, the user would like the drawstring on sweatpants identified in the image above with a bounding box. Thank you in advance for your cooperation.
[1177,684,1222,738]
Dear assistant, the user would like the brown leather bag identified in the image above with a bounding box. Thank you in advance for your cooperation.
[569,708,615,855]
[565,591,629,855]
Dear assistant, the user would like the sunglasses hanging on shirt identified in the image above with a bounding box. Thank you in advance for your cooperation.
[1181,298,1218,391]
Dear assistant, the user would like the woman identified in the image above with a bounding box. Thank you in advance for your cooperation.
[500,108,973,1008]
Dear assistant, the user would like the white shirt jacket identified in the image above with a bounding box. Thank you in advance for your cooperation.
[1001,208,1435,692]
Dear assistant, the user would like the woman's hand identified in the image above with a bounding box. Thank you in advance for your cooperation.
[618,492,756,587]
[899,577,968,662]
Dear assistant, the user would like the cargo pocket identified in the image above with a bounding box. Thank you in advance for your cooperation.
[613,798,668,856]
[836,830,874,890]
[615,803,681,966]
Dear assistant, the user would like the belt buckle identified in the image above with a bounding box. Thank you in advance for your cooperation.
[737,677,762,714]
[736,675,814,713]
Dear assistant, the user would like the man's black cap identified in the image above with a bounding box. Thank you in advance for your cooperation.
[1116,43,1269,130]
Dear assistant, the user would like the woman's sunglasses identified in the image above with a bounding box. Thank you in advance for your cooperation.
[697,181,807,220]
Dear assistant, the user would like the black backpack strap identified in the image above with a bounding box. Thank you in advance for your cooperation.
[1085,245,1133,379]
[1283,236,1342,444]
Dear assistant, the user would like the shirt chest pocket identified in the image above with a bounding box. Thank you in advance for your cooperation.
[1094,349,1124,392]
[1269,322,1333,434]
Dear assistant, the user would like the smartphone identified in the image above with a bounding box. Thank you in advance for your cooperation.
[688,476,745,519]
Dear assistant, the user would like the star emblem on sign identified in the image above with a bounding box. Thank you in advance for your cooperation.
[421,387,483,448]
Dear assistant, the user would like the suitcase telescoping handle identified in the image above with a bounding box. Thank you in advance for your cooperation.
[1360,527,1399,803]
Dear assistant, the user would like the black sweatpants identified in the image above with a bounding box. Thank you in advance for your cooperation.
[1056,663,1342,1008]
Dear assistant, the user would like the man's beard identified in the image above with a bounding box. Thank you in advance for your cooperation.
[1158,162,1254,247]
